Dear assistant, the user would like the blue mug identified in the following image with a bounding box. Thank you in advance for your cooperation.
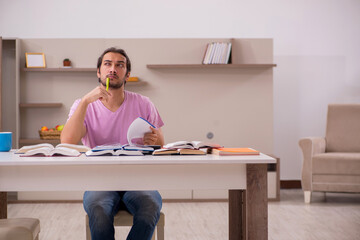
[0,132,12,152]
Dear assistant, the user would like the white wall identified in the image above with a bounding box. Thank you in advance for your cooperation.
[1,0,359,180]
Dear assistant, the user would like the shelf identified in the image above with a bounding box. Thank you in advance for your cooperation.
[147,63,277,69]
[21,69,143,85]
[19,138,60,145]
[19,103,63,108]
[22,68,96,72]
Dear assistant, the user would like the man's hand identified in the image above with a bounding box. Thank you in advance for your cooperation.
[143,127,164,146]
[61,86,110,145]
[83,86,111,104]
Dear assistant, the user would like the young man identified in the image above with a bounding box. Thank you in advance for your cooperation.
[61,47,164,240]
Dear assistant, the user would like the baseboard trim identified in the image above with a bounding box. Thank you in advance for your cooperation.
[8,199,228,204]
[280,180,301,189]
[8,200,82,204]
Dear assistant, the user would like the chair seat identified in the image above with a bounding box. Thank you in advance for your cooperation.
[0,218,40,240]
[86,211,165,240]
[113,211,165,227]
[313,152,360,174]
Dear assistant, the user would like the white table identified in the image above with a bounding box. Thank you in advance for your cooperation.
[0,151,275,240]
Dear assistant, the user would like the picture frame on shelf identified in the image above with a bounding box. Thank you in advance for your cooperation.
[25,53,46,68]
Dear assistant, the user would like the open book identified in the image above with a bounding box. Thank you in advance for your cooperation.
[85,117,157,156]
[127,117,155,145]
[91,144,154,152]
[163,141,222,150]
[16,143,90,154]
[88,143,154,155]
[152,148,206,156]
[17,143,90,157]
[85,149,144,156]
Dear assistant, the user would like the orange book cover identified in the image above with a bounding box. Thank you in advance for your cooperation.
[127,77,139,82]
[212,147,260,156]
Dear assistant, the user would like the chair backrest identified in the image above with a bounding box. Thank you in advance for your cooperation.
[326,104,360,152]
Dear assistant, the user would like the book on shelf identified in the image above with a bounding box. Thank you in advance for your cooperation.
[16,143,90,157]
[206,43,215,64]
[16,143,90,154]
[127,77,139,82]
[225,43,232,64]
[202,43,211,65]
[212,42,222,64]
[212,147,260,156]
[152,148,206,156]
[163,140,222,150]
[202,42,232,64]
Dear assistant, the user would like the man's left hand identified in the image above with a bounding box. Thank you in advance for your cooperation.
[143,127,160,145]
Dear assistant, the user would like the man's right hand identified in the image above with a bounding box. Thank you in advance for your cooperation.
[82,86,111,104]
[61,86,110,144]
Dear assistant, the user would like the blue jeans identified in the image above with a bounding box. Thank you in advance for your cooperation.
[83,191,162,240]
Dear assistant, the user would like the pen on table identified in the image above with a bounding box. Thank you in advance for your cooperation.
[106,78,109,91]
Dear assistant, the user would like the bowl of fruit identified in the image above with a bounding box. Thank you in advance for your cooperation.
[38,125,64,140]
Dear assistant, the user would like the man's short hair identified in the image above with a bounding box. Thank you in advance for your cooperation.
[97,47,131,75]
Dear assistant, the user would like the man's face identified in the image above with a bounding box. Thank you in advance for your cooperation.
[97,52,129,89]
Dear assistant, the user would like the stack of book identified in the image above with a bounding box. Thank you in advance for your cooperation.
[202,42,232,64]
[85,144,155,156]
[153,140,222,156]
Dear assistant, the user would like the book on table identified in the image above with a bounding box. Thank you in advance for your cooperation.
[16,143,90,157]
[163,140,222,150]
[86,117,158,156]
[85,148,144,156]
[86,142,158,156]
[154,140,221,156]
[85,143,156,156]
[212,147,260,156]
[152,148,207,156]
[90,144,154,152]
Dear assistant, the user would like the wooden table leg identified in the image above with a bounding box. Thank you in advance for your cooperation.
[247,164,268,240]
[0,192,7,219]
[229,190,245,240]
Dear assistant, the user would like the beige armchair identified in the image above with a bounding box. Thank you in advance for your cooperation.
[299,104,360,203]
[0,218,40,240]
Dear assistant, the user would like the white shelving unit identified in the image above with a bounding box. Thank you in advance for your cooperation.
[10,38,278,201]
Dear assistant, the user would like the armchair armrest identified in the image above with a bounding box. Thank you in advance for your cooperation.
[298,137,326,191]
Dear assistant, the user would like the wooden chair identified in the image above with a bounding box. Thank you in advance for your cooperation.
[0,218,40,240]
[85,211,165,240]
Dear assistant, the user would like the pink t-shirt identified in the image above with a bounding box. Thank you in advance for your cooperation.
[68,91,164,148]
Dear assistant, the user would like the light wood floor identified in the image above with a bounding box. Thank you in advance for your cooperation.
[7,189,360,240]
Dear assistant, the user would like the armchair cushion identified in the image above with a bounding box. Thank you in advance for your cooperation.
[312,152,360,175]
[326,104,360,152]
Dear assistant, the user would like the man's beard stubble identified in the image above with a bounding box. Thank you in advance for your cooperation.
[98,76,126,89]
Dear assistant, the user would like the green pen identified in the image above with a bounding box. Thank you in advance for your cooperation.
[106,78,109,91]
